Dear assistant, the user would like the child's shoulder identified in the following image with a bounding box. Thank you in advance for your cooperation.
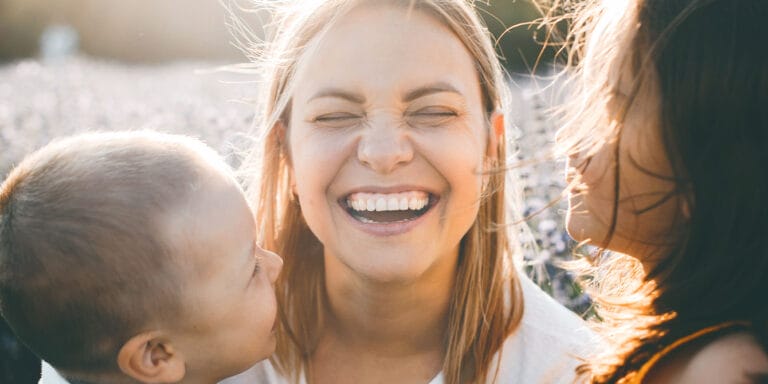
[39,361,70,384]
[219,359,295,384]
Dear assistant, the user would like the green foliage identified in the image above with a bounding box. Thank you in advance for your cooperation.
[476,1,558,73]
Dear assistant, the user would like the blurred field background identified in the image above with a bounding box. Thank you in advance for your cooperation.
[0,0,556,69]
[0,1,581,382]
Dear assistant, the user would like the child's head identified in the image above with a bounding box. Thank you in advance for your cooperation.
[0,131,282,384]
[236,0,525,382]
[554,0,768,379]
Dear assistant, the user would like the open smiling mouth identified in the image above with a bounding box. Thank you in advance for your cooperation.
[340,191,438,224]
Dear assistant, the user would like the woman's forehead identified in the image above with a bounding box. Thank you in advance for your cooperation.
[290,3,481,101]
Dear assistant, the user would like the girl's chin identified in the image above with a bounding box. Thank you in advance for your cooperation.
[565,212,599,244]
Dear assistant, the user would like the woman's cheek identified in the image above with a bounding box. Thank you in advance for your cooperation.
[292,126,351,174]
[418,128,486,178]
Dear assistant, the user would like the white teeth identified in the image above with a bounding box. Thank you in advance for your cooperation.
[347,191,430,212]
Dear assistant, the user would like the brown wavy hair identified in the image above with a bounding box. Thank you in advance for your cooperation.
[542,0,768,382]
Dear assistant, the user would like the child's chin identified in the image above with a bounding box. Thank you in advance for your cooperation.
[255,335,278,362]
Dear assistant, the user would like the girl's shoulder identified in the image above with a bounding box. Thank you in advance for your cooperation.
[682,332,768,382]
[652,330,768,384]
[638,322,768,384]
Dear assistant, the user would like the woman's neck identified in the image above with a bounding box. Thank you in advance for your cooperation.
[320,249,458,355]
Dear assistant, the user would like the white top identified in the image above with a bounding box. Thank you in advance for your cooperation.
[220,275,599,384]
[40,361,68,384]
[40,275,598,384]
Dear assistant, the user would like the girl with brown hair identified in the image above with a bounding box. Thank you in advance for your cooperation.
[553,0,768,382]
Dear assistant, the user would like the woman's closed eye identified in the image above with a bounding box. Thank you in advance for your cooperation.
[312,112,364,128]
[406,106,459,126]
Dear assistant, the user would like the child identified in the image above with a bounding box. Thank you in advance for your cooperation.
[0,131,282,384]
[550,0,768,382]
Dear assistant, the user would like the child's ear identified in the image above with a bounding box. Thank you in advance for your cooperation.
[117,332,185,384]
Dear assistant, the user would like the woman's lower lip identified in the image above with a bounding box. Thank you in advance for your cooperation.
[340,202,437,237]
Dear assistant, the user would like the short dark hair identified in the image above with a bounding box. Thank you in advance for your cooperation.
[0,131,226,373]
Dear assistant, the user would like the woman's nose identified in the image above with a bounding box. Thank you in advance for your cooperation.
[357,119,414,174]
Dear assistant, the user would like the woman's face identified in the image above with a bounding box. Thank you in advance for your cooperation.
[565,64,682,263]
[286,4,492,282]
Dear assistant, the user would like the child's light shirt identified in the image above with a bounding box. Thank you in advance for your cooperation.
[220,275,600,384]
[39,361,69,384]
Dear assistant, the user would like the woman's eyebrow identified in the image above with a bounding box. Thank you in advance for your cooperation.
[403,82,462,102]
[308,88,366,104]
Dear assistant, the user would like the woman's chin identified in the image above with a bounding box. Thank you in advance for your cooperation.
[358,263,433,284]
[329,250,443,284]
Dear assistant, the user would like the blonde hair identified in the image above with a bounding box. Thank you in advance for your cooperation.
[235,1,525,383]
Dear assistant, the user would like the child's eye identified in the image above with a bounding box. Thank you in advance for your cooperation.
[407,107,458,126]
[251,257,261,279]
[313,112,363,128]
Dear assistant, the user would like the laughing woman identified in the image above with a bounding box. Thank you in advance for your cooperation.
[223,1,596,383]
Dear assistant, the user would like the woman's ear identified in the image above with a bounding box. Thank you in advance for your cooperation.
[487,112,505,160]
[117,332,186,384]
[482,112,505,194]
